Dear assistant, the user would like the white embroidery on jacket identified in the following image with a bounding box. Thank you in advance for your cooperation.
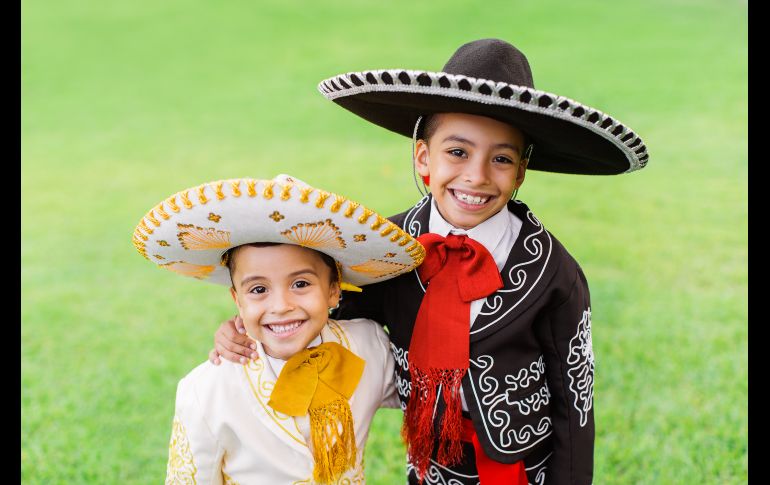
[467,355,552,453]
[525,451,552,485]
[404,195,430,292]
[567,308,594,427]
[407,461,480,485]
[390,342,411,406]
[472,209,552,334]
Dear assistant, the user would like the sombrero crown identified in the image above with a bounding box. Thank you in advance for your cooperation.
[132,175,425,286]
[318,38,648,175]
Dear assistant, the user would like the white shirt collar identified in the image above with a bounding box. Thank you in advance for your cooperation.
[428,197,513,258]
[264,333,323,377]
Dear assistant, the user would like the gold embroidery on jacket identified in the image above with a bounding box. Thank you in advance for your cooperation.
[165,416,197,484]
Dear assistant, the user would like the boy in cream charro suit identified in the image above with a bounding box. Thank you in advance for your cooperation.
[132,174,425,484]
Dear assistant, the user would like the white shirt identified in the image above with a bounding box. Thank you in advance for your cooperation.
[428,199,522,410]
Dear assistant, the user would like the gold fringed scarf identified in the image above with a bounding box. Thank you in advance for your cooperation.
[268,342,365,484]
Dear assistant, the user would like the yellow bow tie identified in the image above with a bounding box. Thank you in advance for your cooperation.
[268,342,365,484]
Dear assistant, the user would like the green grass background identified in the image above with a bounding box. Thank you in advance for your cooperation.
[22,0,747,483]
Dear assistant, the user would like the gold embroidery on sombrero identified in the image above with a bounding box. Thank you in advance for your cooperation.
[263,181,275,199]
[379,223,396,236]
[343,201,359,218]
[154,254,165,260]
[155,203,171,220]
[357,208,374,224]
[132,234,149,259]
[161,261,216,279]
[315,191,330,208]
[179,190,194,209]
[165,416,197,485]
[384,252,396,258]
[329,195,345,213]
[246,179,257,197]
[196,185,209,205]
[166,196,180,213]
[177,224,231,250]
[140,219,155,235]
[211,181,225,200]
[158,240,170,246]
[147,211,162,227]
[281,219,347,250]
[230,180,242,197]
[370,215,386,230]
[281,183,293,201]
[208,213,222,223]
[269,211,285,222]
[349,259,409,278]
[299,186,313,203]
[353,234,366,242]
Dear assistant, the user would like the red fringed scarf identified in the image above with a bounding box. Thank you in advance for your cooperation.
[403,233,503,480]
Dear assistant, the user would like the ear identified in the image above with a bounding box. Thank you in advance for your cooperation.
[327,281,341,309]
[230,287,242,315]
[414,139,431,178]
[514,158,528,189]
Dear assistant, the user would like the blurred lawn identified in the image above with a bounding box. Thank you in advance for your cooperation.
[21,0,746,483]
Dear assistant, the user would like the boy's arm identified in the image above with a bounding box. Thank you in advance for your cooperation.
[371,321,400,409]
[333,279,389,324]
[535,266,595,485]
[166,374,225,484]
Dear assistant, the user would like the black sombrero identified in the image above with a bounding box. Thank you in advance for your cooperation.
[318,38,648,175]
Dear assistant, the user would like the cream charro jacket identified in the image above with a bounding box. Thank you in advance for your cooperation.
[164,318,399,485]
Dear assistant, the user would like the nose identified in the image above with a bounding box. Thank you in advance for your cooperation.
[462,155,490,185]
[268,288,295,314]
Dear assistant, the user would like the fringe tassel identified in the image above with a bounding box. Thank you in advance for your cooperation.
[402,366,465,481]
[309,397,358,484]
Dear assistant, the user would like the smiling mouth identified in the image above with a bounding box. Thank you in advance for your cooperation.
[264,320,305,336]
[451,189,494,207]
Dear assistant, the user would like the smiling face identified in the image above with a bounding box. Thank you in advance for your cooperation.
[415,113,528,230]
[228,244,340,360]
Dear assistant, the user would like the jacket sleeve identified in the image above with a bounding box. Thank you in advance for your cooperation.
[165,375,225,485]
[334,279,388,326]
[535,265,594,485]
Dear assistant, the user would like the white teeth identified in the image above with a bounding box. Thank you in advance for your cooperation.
[267,321,303,334]
[454,191,490,205]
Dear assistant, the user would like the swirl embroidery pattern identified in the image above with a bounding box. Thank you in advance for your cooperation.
[468,355,552,452]
[473,209,552,334]
[567,308,594,427]
[407,461,480,485]
[390,342,411,409]
[165,416,197,485]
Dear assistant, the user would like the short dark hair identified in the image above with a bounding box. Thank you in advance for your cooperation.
[418,113,532,150]
[222,243,339,288]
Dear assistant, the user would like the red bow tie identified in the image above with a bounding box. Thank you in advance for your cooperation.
[403,232,503,479]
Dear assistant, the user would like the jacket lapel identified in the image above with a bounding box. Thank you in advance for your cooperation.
[241,343,312,457]
[469,200,557,341]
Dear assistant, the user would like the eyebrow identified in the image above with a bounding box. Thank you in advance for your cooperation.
[441,135,521,154]
[239,268,319,287]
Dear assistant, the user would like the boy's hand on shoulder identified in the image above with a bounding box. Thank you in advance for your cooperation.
[209,315,258,365]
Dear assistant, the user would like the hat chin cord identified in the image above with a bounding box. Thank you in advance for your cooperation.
[511,144,534,201]
[411,116,429,197]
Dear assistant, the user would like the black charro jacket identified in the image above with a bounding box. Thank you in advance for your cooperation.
[336,195,595,485]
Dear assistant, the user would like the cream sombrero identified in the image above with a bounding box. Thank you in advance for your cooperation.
[132,174,425,287]
[318,38,649,176]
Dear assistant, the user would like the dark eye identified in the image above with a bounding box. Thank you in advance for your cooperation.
[493,155,515,164]
[448,148,466,158]
[249,285,267,294]
[293,280,310,289]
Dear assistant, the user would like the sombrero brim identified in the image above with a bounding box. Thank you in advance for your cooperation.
[132,177,425,286]
[319,69,649,175]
